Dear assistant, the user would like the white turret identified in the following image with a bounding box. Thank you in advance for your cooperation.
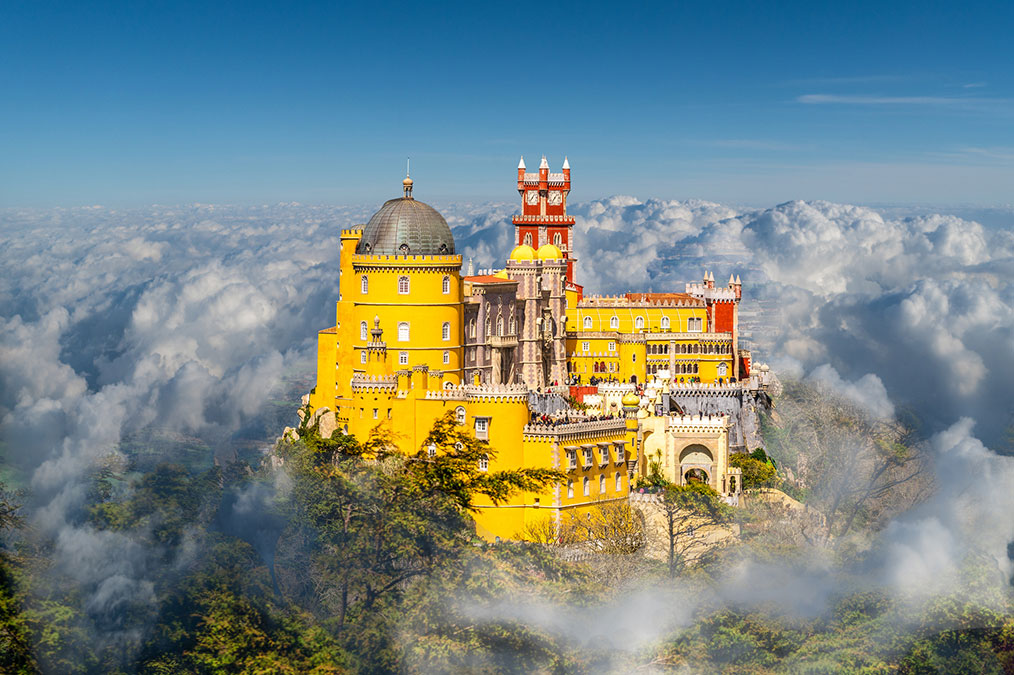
[518,156,526,170]
[539,155,549,169]
[562,156,570,170]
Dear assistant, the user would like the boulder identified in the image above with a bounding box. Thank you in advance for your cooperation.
[318,410,337,439]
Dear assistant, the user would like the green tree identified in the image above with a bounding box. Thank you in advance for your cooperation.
[730,453,777,489]
[656,482,731,578]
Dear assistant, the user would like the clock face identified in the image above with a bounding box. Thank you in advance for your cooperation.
[548,191,563,206]
[526,190,539,205]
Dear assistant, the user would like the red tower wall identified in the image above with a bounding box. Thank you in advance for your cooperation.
[713,300,736,333]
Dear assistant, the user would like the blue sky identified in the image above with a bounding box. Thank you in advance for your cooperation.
[2,0,1013,207]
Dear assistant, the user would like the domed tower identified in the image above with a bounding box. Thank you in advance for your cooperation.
[317,174,464,422]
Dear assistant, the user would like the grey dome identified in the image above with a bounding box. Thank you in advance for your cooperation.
[355,196,455,256]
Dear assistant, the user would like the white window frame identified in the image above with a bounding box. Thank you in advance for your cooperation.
[360,321,368,341]
[583,316,593,329]
[635,316,645,330]
[398,275,410,294]
[567,450,577,470]
[442,322,451,341]
[608,341,616,352]
[616,472,623,491]
[443,350,450,365]
[718,362,728,376]
[583,448,594,467]
[361,275,368,294]
[600,445,610,465]
[600,474,606,494]
[616,443,625,462]
[360,351,367,364]
[398,322,410,341]
[474,417,489,440]
[399,351,408,365]
[582,341,590,353]
[610,316,619,330]
[661,316,670,330]
[455,406,466,425]
[427,444,436,458]
[567,480,574,499]
[442,275,450,294]
[478,454,489,472]
[583,476,590,496]
[688,317,702,332]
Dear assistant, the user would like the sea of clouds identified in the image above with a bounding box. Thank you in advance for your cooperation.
[1,195,1012,658]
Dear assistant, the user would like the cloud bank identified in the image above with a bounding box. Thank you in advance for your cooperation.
[1,193,1012,659]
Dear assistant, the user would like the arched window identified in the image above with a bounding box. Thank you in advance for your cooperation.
[508,315,515,335]
[553,232,562,246]
[583,476,590,496]
[484,317,490,337]
[635,317,645,330]
[523,232,533,246]
[398,276,410,294]
[442,322,451,341]
[583,316,593,329]
[442,275,450,294]
[361,275,368,294]
[469,318,476,339]
[718,362,728,377]
[360,351,367,364]
[610,316,619,330]
[567,480,574,499]
[443,350,450,364]
[599,474,606,494]
[455,406,466,425]
[661,316,670,330]
[478,454,489,472]
[360,321,368,341]
[398,322,410,341]
[615,472,623,491]
[496,315,504,336]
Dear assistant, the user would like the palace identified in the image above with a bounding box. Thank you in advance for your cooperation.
[305,158,769,540]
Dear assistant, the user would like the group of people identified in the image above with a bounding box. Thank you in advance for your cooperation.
[528,411,620,427]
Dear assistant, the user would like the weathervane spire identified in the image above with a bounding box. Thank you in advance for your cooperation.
[402,157,413,198]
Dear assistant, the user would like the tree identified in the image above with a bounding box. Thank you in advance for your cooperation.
[656,482,732,578]
[560,500,647,554]
[761,380,931,538]
[730,453,777,489]
[275,410,564,662]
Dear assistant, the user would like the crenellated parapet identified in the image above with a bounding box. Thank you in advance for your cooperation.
[667,414,731,433]
[669,381,743,396]
[425,383,529,403]
[351,374,398,393]
[579,294,705,308]
[523,417,627,440]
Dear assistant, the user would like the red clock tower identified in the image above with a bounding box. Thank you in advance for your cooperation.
[513,155,577,285]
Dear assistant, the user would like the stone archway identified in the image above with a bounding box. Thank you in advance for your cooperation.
[684,467,709,484]
[679,443,715,489]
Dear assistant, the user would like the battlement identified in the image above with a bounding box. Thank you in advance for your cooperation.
[668,413,730,431]
[579,294,706,308]
[340,228,364,238]
[668,381,743,395]
[511,215,576,224]
[424,383,529,403]
[351,254,462,264]
[523,417,627,439]
[685,283,738,301]
[351,374,398,392]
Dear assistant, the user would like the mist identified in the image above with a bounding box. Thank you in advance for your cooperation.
[2,196,1012,670]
